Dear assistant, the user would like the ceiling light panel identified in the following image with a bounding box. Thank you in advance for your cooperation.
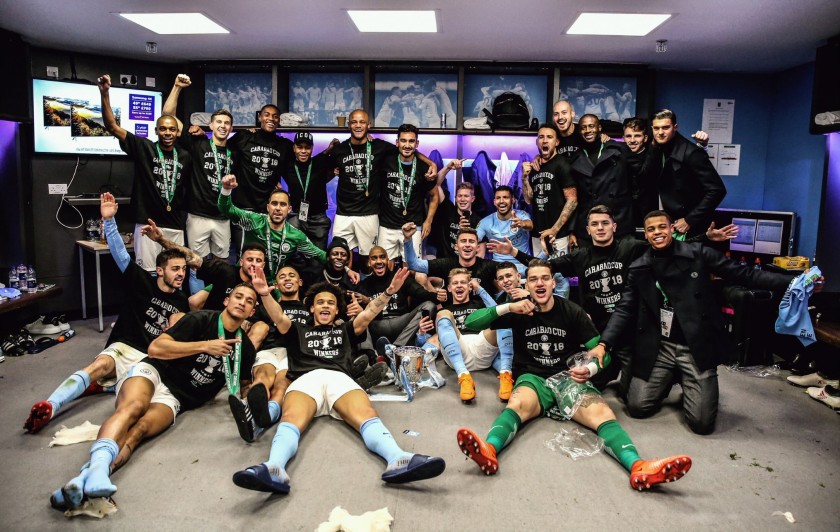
[347,10,437,33]
[119,13,230,35]
[567,13,671,36]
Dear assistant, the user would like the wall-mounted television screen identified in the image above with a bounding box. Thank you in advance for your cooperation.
[33,78,163,155]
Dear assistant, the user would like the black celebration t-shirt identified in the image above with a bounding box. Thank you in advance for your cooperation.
[379,156,434,229]
[557,131,586,159]
[106,261,190,351]
[529,154,576,236]
[431,199,483,259]
[228,130,293,210]
[147,310,256,411]
[196,259,247,311]
[441,297,486,334]
[284,321,365,380]
[120,132,191,229]
[176,130,232,220]
[492,296,599,379]
[331,138,397,216]
[254,298,311,350]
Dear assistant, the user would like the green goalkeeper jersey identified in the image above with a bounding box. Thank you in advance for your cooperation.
[218,192,326,278]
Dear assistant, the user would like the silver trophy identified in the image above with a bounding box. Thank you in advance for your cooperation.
[395,346,427,400]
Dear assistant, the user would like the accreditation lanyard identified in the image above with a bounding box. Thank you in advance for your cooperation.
[354,141,372,196]
[397,156,417,216]
[294,162,312,201]
[155,144,179,211]
[265,222,287,275]
[655,281,672,309]
[218,315,242,395]
[209,142,231,183]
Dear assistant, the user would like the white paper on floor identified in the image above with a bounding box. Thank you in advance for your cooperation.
[771,511,795,523]
[49,421,101,447]
[316,505,393,532]
[64,497,117,519]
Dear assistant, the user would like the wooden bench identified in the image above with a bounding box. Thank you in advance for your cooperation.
[815,320,840,349]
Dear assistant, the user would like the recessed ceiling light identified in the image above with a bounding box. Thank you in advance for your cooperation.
[118,13,229,35]
[567,13,671,36]
[347,10,437,33]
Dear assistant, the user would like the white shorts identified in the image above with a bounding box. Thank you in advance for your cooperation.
[531,235,569,257]
[333,214,379,255]
[95,342,148,388]
[116,361,180,420]
[186,214,230,259]
[377,226,421,260]
[286,369,361,420]
[442,332,499,372]
[133,224,185,272]
[254,347,289,374]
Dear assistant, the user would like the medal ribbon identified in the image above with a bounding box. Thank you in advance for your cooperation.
[218,314,242,395]
[155,143,179,208]
[209,142,231,186]
[397,156,417,215]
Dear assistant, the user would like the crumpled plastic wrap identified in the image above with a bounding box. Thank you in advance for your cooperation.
[49,421,101,447]
[545,426,604,460]
[726,363,781,378]
[64,497,117,519]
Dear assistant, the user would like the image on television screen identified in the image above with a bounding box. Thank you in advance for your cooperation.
[71,103,120,137]
[33,79,162,155]
[42,96,82,127]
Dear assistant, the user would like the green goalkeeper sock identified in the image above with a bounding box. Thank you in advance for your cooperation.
[597,419,641,471]
[486,408,522,453]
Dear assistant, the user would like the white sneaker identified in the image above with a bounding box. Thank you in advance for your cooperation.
[24,316,62,335]
[806,385,840,410]
[787,372,839,388]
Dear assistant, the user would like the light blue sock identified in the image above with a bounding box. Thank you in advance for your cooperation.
[497,329,514,372]
[188,269,205,294]
[47,371,91,414]
[267,422,300,471]
[421,341,439,356]
[360,417,410,465]
[268,400,281,424]
[437,316,468,375]
[84,438,118,497]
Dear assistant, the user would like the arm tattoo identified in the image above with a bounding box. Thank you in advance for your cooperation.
[555,197,578,231]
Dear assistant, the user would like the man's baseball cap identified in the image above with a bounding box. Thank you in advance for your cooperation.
[294,131,313,145]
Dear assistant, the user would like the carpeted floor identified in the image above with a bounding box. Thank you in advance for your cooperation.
[1,316,838,531]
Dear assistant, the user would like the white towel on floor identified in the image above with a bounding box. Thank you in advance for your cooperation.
[49,421,101,447]
[316,506,392,532]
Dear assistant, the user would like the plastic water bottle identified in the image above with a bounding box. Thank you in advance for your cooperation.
[9,268,18,290]
[739,256,747,267]
[17,264,27,292]
[86,219,98,241]
[27,265,36,292]
[753,258,762,270]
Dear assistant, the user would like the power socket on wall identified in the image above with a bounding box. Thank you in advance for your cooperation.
[48,184,68,195]
[46,66,59,78]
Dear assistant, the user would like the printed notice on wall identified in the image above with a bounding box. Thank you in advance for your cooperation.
[716,144,741,176]
[702,99,735,144]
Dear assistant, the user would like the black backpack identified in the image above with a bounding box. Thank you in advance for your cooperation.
[484,92,531,130]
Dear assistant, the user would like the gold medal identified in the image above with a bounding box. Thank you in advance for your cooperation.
[365,191,369,197]
[403,209,407,216]
[166,205,172,212]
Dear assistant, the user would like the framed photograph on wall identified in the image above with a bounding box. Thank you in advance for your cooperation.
[204,72,273,126]
[372,72,458,129]
[463,73,548,126]
[556,75,637,123]
[288,72,365,127]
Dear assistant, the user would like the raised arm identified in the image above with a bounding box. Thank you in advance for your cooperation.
[416,152,438,180]
[140,218,203,269]
[250,267,293,334]
[218,174,262,227]
[162,74,191,117]
[402,222,429,273]
[97,75,127,141]
[421,186,440,240]
[100,192,131,272]
[353,267,411,334]
[520,162,534,205]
